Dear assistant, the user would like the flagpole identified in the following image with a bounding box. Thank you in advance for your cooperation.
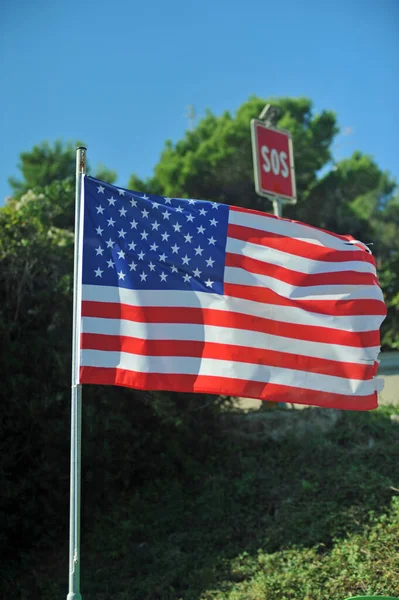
[67,147,86,600]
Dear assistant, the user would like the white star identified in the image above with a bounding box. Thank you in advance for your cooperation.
[94,267,103,277]
[150,242,159,252]
[118,228,126,239]
[171,243,180,254]
[186,214,194,222]
[205,279,214,288]
[160,272,168,282]
[199,208,207,216]
[106,259,114,268]
[118,189,125,196]
[107,217,115,227]
[197,225,206,234]
[138,251,145,260]
[141,194,149,200]
[211,202,219,209]
[173,222,182,232]
[151,221,160,231]
[129,261,137,271]
[118,270,126,280]
[184,233,193,243]
[128,241,137,251]
[140,271,147,282]
[188,199,196,205]
[117,249,126,259]
[96,226,103,236]
[162,210,171,220]
[108,196,117,206]
[181,254,190,265]
[148,261,156,272]
[141,208,149,218]
[161,232,170,242]
[164,197,172,204]
[170,265,178,274]
[95,246,104,256]
[193,268,202,278]
[119,207,127,217]
[152,201,160,209]
[130,198,138,208]
[141,231,149,240]
[97,185,105,194]
[208,236,216,245]
[130,219,138,229]
[159,253,167,262]
[205,257,215,267]
[183,274,191,283]
[194,245,203,255]
[210,218,218,227]
[96,205,104,214]
[105,238,114,248]
[176,205,183,213]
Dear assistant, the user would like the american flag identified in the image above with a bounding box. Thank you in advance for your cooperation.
[78,176,386,410]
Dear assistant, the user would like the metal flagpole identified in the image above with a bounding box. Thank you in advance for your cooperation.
[67,147,86,600]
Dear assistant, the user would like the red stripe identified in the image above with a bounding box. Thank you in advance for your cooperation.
[224,283,387,317]
[227,223,376,267]
[225,252,377,287]
[81,333,374,380]
[81,301,379,347]
[79,366,377,411]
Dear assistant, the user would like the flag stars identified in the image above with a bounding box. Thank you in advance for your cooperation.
[194,245,203,256]
[173,222,182,232]
[118,189,125,196]
[151,221,160,231]
[107,217,115,227]
[119,207,127,217]
[184,233,193,243]
[138,251,145,260]
[197,225,206,234]
[208,236,216,246]
[118,228,127,239]
[148,262,156,272]
[130,219,138,229]
[161,232,170,242]
[170,265,178,274]
[141,208,149,218]
[211,202,219,209]
[128,241,137,251]
[193,268,202,278]
[117,249,126,260]
[159,253,167,262]
[96,226,103,236]
[209,218,218,227]
[106,259,114,269]
[150,242,159,252]
[164,197,172,204]
[106,238,114,248]
[140,271,148,282]
[118,271,126,280]
[188,199,196,205]
[199,208,207,216]
[141,231,149,240]
[171,243,180,254]
[182,254,191,265]
[97,185,105,194]
[175,205,183,213]
[94,267,103,277]
[96,205,105,214]
[129,261,137,271]
[108,196,117,206]
[160,272,168,282]
[206,257,215,267]
[141,194,149,200]
[162,210,171,220]
[183,274,192,283]
[205,279,214,288]
[95,246,104,256]
[130,198,138,208]
[186,214,194,222]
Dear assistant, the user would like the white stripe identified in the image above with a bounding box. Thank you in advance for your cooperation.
[81,316,380,363]
[226,237,376,275]
[80,350,375,396]
[229,209,365,253]
[224,267,384,301]
[82,285,385,333]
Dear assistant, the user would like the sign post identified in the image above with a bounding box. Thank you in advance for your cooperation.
[251,105,296,217]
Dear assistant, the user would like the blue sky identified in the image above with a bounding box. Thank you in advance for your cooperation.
[0,0,398,202]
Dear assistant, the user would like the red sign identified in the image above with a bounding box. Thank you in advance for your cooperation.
[251,120,296,203]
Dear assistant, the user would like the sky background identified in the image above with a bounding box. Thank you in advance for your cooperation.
[0,0,398,202]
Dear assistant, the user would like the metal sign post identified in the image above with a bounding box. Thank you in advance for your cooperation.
[251,104,296,217]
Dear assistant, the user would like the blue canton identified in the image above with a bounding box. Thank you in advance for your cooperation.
[82,176,229,294]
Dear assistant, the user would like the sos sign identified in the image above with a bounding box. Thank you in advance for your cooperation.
[251,120,296,203]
